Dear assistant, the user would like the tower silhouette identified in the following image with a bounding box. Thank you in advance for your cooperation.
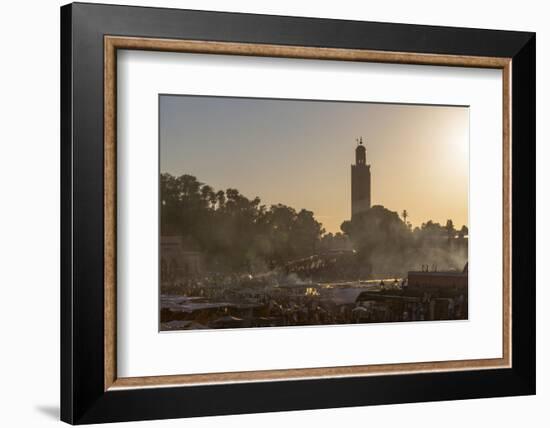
[351,137,371,218]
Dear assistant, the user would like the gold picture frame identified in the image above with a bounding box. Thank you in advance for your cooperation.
[103,36,512,391]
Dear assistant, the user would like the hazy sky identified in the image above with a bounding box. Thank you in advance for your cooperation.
[160,95,468,234]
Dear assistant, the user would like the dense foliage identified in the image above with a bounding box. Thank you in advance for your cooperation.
[341,207,468,275]
[161,173,468,276]
[161,173,324,272]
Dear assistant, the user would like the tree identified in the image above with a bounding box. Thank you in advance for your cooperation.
[341,205,411,273]
[160,173,325,273]
[161,173,466,278]
[445,219,456,242]
[459,225,469,238]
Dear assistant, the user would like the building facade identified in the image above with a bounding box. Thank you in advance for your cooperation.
[160,236,203,284]
[351,137,371,218]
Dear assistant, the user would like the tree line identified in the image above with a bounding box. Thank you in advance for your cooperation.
[161,173,324,272]
[161,173,468,276]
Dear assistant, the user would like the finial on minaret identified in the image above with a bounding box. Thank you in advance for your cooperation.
[354,137,366,165]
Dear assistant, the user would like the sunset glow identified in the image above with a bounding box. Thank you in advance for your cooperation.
[160,95,469,233]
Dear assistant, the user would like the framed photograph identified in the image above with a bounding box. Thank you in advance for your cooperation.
[61,2,535,424]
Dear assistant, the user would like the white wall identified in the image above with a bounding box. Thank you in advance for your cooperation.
[0,0,546,427]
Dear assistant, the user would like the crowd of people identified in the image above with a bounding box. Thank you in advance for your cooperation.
[160,274,467,330]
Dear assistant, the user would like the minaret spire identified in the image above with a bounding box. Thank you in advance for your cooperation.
[355,137,366,165]
[351,137,371,218]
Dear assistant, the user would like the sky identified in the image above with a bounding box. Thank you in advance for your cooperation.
[160,95,469,234]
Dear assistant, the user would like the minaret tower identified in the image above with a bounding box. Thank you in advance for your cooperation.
[351,137,371,218]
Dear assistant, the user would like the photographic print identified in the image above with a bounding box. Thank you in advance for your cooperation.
[159,95,469,331]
